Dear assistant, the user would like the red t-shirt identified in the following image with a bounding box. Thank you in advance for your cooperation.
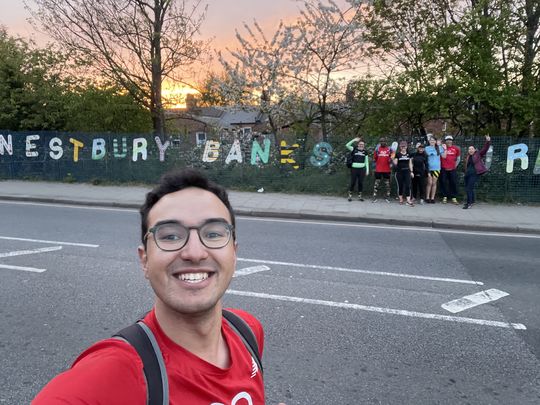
[373,146,392,173]
[32,308,265,405]
[441,145,461,170]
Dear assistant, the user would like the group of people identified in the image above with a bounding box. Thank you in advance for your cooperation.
[346,134,491,209]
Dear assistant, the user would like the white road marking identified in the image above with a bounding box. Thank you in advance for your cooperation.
[0,264,46,273]
[234,265,270,277]
[238,217,540,239]
[0,246,63,258]
[0,236,99,248]
[441,289,510,314]
[227,289,526,330]
[237,257,482,285]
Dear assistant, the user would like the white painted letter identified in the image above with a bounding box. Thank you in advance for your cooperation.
[0,135,13,156]
[225,140,243,164]
[154,136,170,162]
[202,140,220,162]
[26,135,40,157]
[132,138,148,162]
[49,137,63,160]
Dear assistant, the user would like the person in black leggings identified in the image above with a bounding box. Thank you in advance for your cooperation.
[393,141,414,206]
[345,138,369,201]
[411,143,428,204]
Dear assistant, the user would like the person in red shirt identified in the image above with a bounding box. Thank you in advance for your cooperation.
[33,169,286,405]
[440,135,461,204]
[372,137,393,202]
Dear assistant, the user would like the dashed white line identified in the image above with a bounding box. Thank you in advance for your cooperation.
[0,264,46,273]
[234,265,270,277]
[0,236,99,248]
[442,289,510,314]
[0,246,63,258]
[227,289,526,330]
[237,257,482,285]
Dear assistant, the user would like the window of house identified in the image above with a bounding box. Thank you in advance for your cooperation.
[196,132,207,145]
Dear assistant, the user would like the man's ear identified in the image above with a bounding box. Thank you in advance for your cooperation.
[138,245,149,279]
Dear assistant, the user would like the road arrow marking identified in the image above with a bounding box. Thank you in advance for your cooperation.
[234,265,270,277]
[441,289,510,314]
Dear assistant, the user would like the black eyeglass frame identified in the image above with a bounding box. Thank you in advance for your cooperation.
[144,219,235,251]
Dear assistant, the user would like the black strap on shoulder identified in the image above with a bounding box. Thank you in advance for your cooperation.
[113,311,262,405]
[222,309,263,375]
[113,322,168,405]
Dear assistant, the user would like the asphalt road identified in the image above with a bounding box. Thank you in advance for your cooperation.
[1,200,539,405]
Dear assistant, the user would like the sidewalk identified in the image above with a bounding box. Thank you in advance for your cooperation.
[0,180,539,235]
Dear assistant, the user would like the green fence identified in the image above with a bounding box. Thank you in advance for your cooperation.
[0,132,539,203]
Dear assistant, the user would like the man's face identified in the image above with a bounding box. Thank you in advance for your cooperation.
[445,139,453,147]
[138,187,237,316]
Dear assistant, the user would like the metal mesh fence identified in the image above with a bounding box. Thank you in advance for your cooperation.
[0,132,539,203]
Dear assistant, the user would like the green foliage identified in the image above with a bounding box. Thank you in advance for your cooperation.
[63,85,152,133]
[0,28,151,133]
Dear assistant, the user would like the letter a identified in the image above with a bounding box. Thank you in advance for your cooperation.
[225,140,243,164]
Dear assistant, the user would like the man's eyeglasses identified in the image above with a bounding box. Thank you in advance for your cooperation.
[145,220,234,251]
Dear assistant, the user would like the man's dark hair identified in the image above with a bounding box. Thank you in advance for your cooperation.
[140,168,236,246]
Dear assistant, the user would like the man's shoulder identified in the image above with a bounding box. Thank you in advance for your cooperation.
[223,308,264,354]
[224,308,263,333]
[33,338,145,404]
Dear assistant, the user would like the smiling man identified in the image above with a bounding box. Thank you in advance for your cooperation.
[33,169,271,404]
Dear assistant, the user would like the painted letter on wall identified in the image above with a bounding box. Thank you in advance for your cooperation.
[202,141,220,162]
[250,139,271,165]
[26,135,40,157]
[92,138,106,160]
[225,140,243,164]
[506,143,529,173]
[69,138,84,162]
[0,135,13,156]
[155,137,170,162]
[132,138,148,162]
[280,141,299,169]
[309,142,333,167]
[49,137,63,160]
[113,137,127,158]
[534,148,540,175]
[484,145,494,170]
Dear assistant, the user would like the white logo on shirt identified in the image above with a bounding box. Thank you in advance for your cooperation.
[250,357,258,378]
[211,391,253,405]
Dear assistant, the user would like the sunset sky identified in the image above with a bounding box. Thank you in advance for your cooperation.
[0,0,351,105]
[1,0,315,49]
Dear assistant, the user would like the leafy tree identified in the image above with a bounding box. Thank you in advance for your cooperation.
[63,84,152,133]
[26,0,208,139]
[0,28,70,131]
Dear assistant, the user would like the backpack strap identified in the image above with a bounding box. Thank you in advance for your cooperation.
[113,321,168,405]
[222,309,264,375]
[113,311,263,405]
